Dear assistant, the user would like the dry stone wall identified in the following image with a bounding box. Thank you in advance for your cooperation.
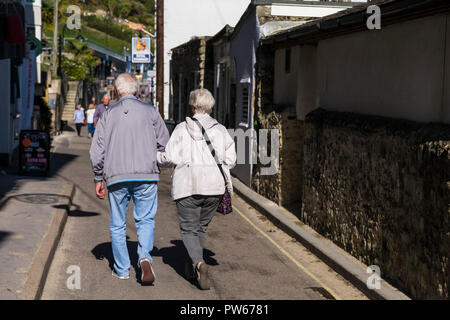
[302,108,450,299]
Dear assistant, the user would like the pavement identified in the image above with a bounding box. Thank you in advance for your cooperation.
[0,173,74,299]
[0,122,398,300]
[232,178,411,300]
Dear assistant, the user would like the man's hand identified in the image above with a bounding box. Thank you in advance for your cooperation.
[95,182,105,199]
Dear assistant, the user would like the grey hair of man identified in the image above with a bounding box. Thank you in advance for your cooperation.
[115,73,138,97]
[189,88,215,114]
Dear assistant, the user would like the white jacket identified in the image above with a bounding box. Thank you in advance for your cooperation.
[157,113,237,201]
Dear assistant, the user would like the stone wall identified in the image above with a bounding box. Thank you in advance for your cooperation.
[252,44,304,207]
[302,108,450,299]
[171,37,209,121]
[253,110,304,206]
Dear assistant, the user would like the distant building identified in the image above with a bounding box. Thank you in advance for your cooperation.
[170,36,212,123]
[163,0,251,120]
[227,0,358,187]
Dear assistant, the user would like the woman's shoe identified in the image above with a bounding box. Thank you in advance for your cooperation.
[196,262,210,290]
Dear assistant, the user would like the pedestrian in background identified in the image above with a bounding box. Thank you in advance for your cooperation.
[86,104,96,138]
[89,96,96,110]
[90,73,169,285]
[93,94,111,128]
[74,104,85,137]
[157,88,236,290]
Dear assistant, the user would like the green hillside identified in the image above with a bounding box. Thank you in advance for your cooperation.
[42,0,155,53]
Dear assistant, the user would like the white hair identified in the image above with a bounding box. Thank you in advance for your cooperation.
[102,93,110,99]
[115,73,137,96]
[189,88,215,114]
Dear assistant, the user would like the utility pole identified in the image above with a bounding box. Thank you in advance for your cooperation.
[156,0,164,118]
[51,0,59,77]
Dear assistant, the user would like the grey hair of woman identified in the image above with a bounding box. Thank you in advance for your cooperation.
[115,73,138,96]
[189,88,215,114]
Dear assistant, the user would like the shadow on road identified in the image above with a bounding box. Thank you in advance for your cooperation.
[152,240,219,280]
[0,152,79,212]
[92,240,143,284]
[53,203,100,217]
[0,231,13,248]
[91,239,219,285]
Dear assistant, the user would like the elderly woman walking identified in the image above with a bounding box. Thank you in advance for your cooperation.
[157,88,236,290]
[73,104,85,137]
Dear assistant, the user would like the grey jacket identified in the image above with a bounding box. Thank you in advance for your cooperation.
[90,95,169,186]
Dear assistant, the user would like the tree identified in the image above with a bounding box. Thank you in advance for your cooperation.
[62,39,100,80]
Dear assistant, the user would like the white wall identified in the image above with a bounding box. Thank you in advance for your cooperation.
[164,0,250,119]
[229,5,259,187]
[274,13,450,124]
[317,14,450,124]
[273,46,300,107]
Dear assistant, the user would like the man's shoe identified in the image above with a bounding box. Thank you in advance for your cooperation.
[196,262,210,290]
[112,270,129,280]
[140,258,155,285]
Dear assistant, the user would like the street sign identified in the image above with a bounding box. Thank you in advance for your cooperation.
[18,130,50,176]
[132,37,151,63]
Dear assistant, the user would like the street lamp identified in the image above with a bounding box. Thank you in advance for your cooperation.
[57,24,68,77]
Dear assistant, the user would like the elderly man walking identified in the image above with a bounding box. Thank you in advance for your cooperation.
[93,94,111,128]
[90,73,169,285]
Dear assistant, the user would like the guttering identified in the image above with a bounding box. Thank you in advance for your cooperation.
[253,0,362,8]
[262,0,450,48]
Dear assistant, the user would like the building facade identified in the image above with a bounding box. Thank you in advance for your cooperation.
[258,0,450,299]
[162,0,251,119]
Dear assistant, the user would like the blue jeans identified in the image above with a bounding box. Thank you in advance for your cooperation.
[88,123,95,136]
[108,181,158,277]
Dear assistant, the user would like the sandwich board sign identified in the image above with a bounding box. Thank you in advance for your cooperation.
[18,130,50,176]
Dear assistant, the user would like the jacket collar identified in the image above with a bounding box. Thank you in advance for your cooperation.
[117,94,137,102]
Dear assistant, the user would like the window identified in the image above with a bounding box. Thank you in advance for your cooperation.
[285,48,291,74]
[241,83,250,125]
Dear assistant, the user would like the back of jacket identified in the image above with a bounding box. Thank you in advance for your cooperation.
[90,95,169,186]
[157,113,237,200]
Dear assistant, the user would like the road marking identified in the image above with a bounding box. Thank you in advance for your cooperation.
[233,206,342,300]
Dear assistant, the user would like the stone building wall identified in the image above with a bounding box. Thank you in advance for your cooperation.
[253,110,304,206]
[302,108,450,299]
[171,37,209,121]
[251,44,304,207]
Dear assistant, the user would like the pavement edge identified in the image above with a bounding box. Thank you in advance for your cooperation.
[231,177,411,300]
[17,182,76,300]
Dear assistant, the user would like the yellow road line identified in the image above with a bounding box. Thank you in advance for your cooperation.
[233,206,342,300]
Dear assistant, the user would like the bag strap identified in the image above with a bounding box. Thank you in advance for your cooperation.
[192,117,228,186]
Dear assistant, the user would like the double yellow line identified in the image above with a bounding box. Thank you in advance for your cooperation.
[233,206,342,300]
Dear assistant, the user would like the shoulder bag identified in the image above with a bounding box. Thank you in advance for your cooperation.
[192,118,232,215]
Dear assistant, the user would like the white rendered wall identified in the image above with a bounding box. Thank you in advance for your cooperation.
[317,14,449,123]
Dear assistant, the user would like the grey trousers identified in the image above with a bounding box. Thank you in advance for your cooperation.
[176,195,221,270]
